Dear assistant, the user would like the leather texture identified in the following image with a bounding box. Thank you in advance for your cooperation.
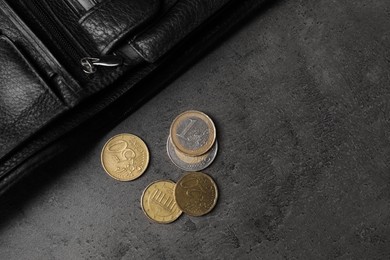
[6,0,134,102]
[0,35,65,161]
[0,0,268,194]
[130,0,231,62]
[76,0,104,11]
[79,0,160,54]
[0,1,84,107]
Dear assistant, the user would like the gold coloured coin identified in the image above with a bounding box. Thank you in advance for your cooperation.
[170,110,216,156]
[174,172,218,217]
[101,133,149,181]
[141,180,182,223]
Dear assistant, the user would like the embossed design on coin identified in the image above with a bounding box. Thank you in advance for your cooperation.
[167,135,218,171]
[170,110,216,156]
[174,172,218,216]
[141,180,182,223]
[101,133,149,181]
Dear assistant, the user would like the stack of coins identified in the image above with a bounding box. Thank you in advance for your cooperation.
[167,110,218,171]
[100,111,219,224]
[141,110,219,223]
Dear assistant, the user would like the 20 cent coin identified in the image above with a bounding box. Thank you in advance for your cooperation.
[174,172,218,216]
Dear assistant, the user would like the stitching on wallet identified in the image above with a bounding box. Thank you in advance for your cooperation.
[0,36,60,104]
[79,0,114,24]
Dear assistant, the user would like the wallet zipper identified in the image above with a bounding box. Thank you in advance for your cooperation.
[80,56,123,74]
[27,0,122,74]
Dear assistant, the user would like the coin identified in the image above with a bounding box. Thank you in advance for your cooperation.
[141,180,182,223]
[101,133,149,181]
[170,110,216,156]
[167,135,218,171]
[174,172,218,216]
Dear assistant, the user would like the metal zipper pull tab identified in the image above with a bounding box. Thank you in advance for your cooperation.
[80,55,123,74]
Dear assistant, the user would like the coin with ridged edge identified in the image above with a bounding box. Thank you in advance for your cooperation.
[101,133,149,181]
[174,172,218,217]
[141,180,182,223]
[167,135,218,171]
[170,110,216,156]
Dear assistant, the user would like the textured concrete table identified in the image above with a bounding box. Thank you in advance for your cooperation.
[1,0,390,259]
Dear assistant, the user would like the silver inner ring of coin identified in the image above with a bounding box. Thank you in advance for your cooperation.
[174,117,210,151]
[166,136,218,171]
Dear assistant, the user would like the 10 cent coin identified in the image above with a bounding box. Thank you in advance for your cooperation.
[141,180,182,223]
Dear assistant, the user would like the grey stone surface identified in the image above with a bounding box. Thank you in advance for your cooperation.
[1,0,390,259]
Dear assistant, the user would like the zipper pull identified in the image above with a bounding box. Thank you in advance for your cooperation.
[80,55,123,74]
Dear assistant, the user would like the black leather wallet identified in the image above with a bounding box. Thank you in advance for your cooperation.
[0,0,269,194]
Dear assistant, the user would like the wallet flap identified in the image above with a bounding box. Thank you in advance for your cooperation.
[0,35,66,160]
[130,0,230,62]
[79,0,160,55]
